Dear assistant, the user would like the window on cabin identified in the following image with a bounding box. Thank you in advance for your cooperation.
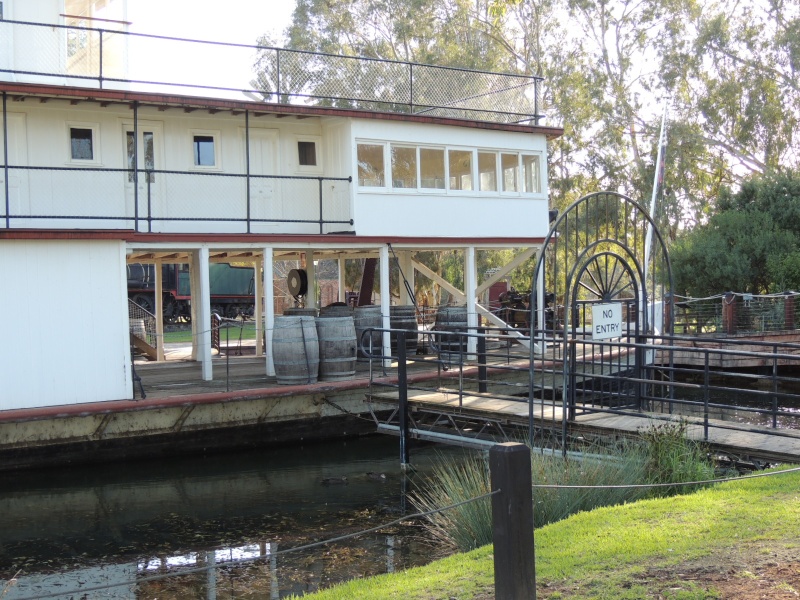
[448,149,473,191]
[357,143,385,187]
[298,141,317,166]
[420,148,445,189]
[523,154,541,193]
[478,151,497,192]
[391,145,417,189]
[126,131,155,183]
[193,135,215,166]
[501,153,519,192]
[70,127,93,160]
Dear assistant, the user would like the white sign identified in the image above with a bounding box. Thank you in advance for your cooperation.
[591,303,623,340]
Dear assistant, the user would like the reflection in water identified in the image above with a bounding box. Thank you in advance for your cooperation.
[0,437,464,599]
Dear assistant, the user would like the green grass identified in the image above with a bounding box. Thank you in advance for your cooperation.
[410,423,715,553]
[288,466,800,599]
[162,324,259,344]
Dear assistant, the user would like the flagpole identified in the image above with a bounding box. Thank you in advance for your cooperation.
[643,101,669,283]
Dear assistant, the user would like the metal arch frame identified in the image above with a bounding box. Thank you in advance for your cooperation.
[528,191,675,449]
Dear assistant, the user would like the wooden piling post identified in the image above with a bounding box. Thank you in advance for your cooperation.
[490,442,535,600]
[785,293,795,331]
[722,292,737,335]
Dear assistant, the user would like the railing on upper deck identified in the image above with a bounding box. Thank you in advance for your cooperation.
[0,19,543,125]
[0,165,353,233]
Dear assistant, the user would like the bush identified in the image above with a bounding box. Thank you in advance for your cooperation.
[410,423,718,552]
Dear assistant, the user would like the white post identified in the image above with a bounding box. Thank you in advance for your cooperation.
[305,250,317,310]
[154,260,165,361]
[192,247,213,381]
[398,250,414,305]
[254,256,264,357]
[380,245,391,367]
[263,247,275,376]
[465,246,478,359]
[338,255,346,303]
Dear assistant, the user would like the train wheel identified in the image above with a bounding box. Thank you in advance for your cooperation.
[132,294,155,314]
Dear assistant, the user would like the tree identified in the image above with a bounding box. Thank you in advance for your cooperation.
[670,172,800,296]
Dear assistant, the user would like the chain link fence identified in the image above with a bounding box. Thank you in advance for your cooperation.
[0,19,542,124]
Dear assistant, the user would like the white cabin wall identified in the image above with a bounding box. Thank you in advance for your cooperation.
[349,119,550,238]
[0,239,132,409]
[3,101,356,233]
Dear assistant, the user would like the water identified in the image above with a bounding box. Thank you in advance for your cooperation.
[0,437,467,599]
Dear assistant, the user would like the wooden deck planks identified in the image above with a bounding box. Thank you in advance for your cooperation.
[369,389,800,462]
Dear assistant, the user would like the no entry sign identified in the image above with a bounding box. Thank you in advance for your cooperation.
[591,303,623,340]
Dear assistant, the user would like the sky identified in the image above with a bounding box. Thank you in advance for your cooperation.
[121,0,298,99]
[126,0,296,46]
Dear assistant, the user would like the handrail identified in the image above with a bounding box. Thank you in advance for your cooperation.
[0,165,353,233]
[0,19,542,125]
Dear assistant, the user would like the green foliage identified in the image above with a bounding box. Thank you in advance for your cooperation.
[411,424,716,552]
[292,465,800,599]
[638,421,716,496]
[671,172,800,295]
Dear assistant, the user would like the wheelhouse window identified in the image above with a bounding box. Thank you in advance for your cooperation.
[70,127,93,160]
[501,153,519,192]
[523,154,541,193]
[357,143,385,187]
[420,148,445,189]
[391,145,417,189]
[298,141,317,166]
[193,135,216,166]
[448,149,473,191]
[478,151,497,192]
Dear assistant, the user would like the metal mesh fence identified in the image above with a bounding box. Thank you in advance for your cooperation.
[129,298,157,347]
[0,20,541,124]
[673,294,800,336]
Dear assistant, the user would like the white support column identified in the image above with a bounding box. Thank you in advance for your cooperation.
[263,247,275,376]
[465,245,478,359]
[338,256,346,304]
[154,261,165,361]
[305,250,317,310]
[192,247,213,381]
[398,250,414,305]
[254,256,264,357]
[380,245,391,367]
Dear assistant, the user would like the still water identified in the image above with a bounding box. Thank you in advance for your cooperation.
[0,437,467,599]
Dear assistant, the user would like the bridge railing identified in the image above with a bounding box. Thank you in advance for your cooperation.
[363,324,800,460]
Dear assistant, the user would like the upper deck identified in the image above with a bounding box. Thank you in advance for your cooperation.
[0,18,561,240]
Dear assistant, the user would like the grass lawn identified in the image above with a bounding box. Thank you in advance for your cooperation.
[162,323,259,344]
[291,467,800,599]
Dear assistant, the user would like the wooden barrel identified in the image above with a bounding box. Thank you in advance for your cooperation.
[315,316,357,381]
[390,305,418,355]
[435,305,468,364]
[130,318,147,342]
[283,307,318,317]
[319,304,354,318]
[272,316,319,385]
[354,305,382,360]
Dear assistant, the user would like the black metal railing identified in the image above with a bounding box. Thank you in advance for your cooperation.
[0,19,543,125]
[0,165,352,233]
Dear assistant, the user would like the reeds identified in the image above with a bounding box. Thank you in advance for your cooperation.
[410,422,715,552]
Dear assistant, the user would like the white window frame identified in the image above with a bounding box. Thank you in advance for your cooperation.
[389,143,419,190]
[356,140,388,189]
[190,129,221,171]
[295,135,323,174]
[446,147,476,193]
[418,146,447,193]
[66,122,100,165]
